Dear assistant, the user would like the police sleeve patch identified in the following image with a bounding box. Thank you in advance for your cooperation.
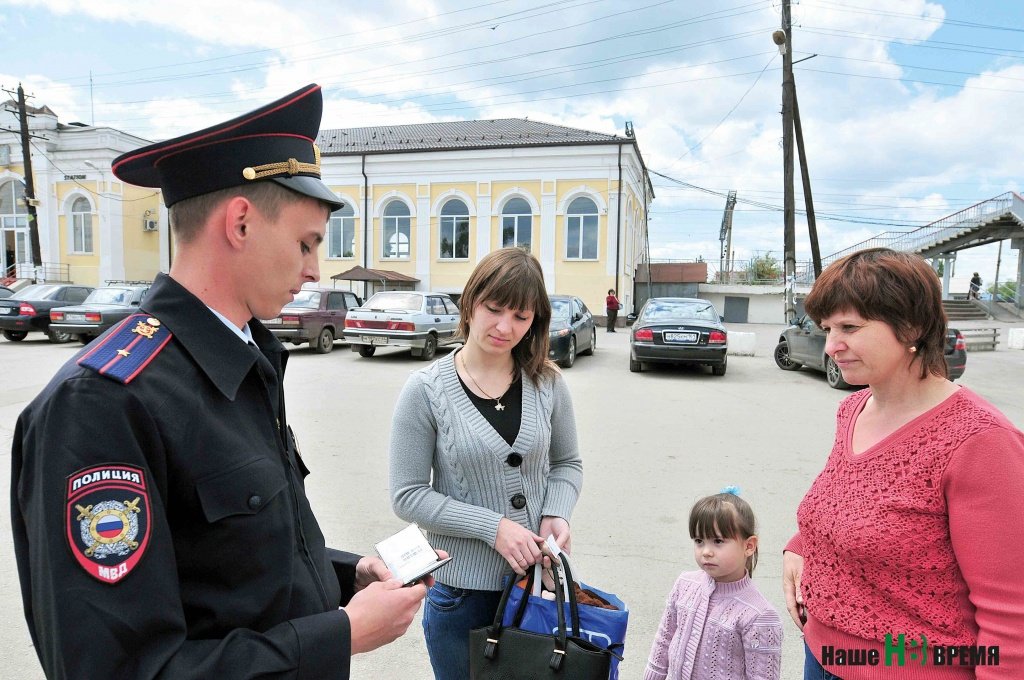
[65,464,152,584]
[78,314,172,384]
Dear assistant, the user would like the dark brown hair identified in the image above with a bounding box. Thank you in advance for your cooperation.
[458,248,556,386]
[168,182,317,243]
[803,247,947,380]
[689,492,759,576]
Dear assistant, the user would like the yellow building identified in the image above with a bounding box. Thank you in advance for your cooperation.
[317,119,653,316]
[3,103,652,317]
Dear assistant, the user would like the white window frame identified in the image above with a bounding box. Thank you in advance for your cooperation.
[328,206,356,259]
[70,196,94,254]
[439,199,470,260]
[565,197,599,260]
[501,197,532,250]
[382,201,411,259]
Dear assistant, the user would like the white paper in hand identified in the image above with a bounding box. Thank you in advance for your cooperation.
[375,524,451,585]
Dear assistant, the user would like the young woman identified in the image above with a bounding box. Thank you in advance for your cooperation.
[389,248,583,680]
[783,248,1024,679]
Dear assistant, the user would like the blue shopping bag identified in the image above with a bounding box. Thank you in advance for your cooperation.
[502,554,628,680]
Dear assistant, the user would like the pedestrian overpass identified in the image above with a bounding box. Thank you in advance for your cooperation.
[818,192,1024,308]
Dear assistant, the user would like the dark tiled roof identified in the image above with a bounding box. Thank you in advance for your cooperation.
[317,118,628,155]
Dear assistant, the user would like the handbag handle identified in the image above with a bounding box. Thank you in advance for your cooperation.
[485,565,569,666]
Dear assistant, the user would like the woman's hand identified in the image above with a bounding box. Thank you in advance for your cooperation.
[495,517,544,575]
[539,516,571,568]
[783,550,806,631]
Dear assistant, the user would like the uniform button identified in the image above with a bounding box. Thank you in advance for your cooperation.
[510,493,527,510]
[506,452,523,467]
[248,494,263,510]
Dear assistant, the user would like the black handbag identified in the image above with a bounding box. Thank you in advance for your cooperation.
[469,557,613,680]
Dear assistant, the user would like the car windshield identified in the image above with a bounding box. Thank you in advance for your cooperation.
[85,288,132,305]
[550,299,572,319]
[640,300,719,322]
[12,284,62,300]
[364,292,423,312]
[284,291,321,309]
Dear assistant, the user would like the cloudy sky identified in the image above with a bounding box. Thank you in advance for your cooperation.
[3,0,1022,292]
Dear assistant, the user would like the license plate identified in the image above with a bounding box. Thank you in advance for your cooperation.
[65,313,86,322]
[0,308,11,315]
[362,335,389,345]
[665,331,699,343]
[262,318,282,325]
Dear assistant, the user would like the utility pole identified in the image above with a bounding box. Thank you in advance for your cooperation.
[15,84,43,268]
[777,0,797,322]
[793,89,821,277]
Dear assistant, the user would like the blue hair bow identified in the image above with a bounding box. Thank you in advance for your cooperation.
[719,485,741,496]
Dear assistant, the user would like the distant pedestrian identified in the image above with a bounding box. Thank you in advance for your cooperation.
[644,489,783,680]
[969,272,982,300]
[606,288,621,332]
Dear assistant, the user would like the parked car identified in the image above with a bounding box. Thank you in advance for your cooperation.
[0,285,13,299]
[49,282,151,344]
[0,283,93,342]
[262,288,362,354]
[629,297,728,375]
[548,294,596,368]
[343,291,461,360]
[773,314,967,388]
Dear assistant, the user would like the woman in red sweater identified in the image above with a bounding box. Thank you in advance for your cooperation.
[783,248,1024,680]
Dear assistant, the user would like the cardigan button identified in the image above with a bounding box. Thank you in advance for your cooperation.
[510,494,527,510]
[248,494,263,510]
[506,452,523,467]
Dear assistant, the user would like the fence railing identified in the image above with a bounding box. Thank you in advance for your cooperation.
[960,328,1000,352]
[703,259,816,285]
[6,262,73,283]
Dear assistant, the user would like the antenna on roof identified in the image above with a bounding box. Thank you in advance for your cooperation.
[625,121,634,138]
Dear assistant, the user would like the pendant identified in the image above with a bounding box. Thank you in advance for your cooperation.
[495,401,505,411]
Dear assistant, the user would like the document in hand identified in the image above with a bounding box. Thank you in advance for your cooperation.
[375,524,452,585]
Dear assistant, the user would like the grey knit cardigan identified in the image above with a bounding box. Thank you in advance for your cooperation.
[389,351,583,591]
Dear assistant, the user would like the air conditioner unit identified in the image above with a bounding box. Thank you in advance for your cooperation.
[143,220,159,232]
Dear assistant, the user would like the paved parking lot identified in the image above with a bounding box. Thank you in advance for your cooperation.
[1,325,1021,679]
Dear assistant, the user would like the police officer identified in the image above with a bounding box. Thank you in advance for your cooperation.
[10,84,436,679]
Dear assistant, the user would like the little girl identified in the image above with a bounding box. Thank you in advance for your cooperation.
[644,489,783,680]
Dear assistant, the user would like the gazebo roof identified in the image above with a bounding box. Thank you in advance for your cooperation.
[330,266,420,283]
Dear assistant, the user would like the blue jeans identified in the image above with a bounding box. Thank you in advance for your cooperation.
[422,582,502,680]
[804,641,844,680]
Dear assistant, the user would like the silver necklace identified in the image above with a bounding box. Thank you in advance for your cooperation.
[460,352,510,411]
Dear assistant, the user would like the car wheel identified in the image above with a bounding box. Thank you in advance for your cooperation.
[558,337,576,368]
[580,328,596,356]
[78,334,93,345]
[825,355,850,389]
[2,330,27,342]
[629,357,642,373]
[48,328,72,343]
[419,334,437,361]
[358,345,376,358]
[314,327,334,354]
[773,340,802,370]
[712,357,728,376]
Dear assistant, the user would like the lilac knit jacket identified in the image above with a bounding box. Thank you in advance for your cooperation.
[643,571,783,680]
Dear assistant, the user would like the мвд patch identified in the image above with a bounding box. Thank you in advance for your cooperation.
[65,464,151,584]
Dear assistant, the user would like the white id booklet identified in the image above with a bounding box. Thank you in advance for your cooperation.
[375,524,452,585]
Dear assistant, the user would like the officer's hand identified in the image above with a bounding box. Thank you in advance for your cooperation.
[354,556,392,592]
[346,579,426,654]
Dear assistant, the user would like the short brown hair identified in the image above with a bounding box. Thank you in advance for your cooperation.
[168,182,315,243]
[803,248,947,380]
[689,492,759,576]
[458,248,556,386]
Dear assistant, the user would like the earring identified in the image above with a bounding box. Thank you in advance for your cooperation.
[909,346,918,353]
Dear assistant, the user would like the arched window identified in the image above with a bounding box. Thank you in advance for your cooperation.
[71,196,94,253]
[329,203,355,258]
[439,199,469,259]
[0,180,30,270]
[501,197,532,250]
[565,196,598,259]
[382,201,410,258]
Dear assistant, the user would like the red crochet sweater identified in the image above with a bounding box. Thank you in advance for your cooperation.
[787,387,1024,680]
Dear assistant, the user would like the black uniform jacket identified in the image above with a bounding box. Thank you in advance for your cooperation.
[11,273,360,679]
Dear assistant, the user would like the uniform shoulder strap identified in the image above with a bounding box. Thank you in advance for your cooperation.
[77,314,173,384]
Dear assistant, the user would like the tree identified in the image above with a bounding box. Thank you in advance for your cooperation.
[746,252,782,283]
[987,280,1018,302]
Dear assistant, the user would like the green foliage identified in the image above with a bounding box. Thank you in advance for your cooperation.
[987,281,1018,301]
[746,252,782,282]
